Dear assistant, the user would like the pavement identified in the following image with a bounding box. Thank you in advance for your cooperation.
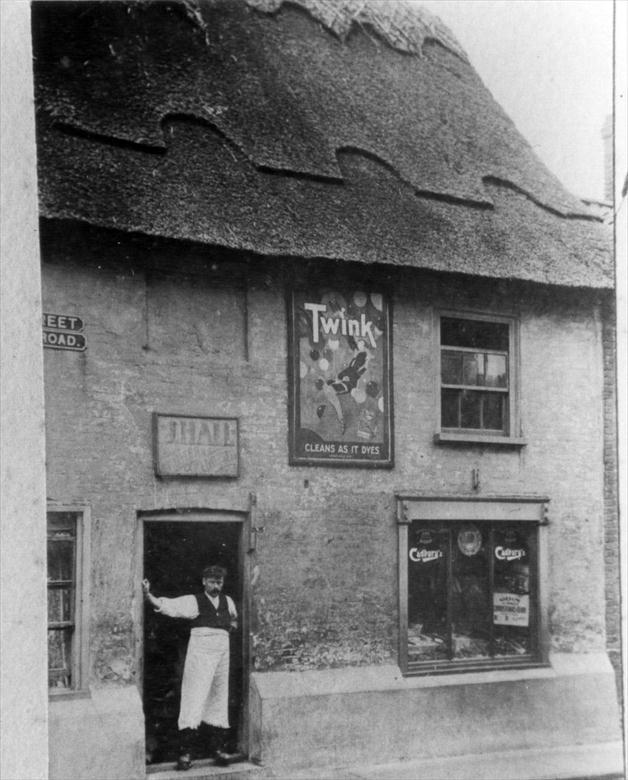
[147,741,625,780]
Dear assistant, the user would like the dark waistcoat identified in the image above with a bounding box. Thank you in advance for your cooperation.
[190,592,231,632]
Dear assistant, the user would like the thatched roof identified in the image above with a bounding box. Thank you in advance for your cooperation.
[32,0,613,289]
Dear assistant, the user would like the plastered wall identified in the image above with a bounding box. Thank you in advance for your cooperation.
[41,226,610,683]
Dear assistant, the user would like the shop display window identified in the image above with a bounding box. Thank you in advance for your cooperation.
[47,509,88,691]
[404,517,540,673]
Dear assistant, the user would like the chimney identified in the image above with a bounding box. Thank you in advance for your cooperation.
[601,114,613,203]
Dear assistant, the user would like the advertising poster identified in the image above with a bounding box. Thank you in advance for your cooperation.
[288,287,393,467]
[493,593,530,627]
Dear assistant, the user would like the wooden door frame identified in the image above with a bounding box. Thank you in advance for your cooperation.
[135,507,252,758]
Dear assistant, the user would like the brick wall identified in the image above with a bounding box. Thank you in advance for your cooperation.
[601,294,623,711]
[41,224,613,680]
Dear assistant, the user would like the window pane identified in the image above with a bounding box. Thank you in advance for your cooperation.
[451,524,490,659]
[441,351,462,384]
[48,628,73,688]
[460,390,482,428]
[47,512,78,689]
[48,587,73,624]
[493,527,532,656]
[47,540,74,582]
[485,354,507,388]
[441,389,460,428]
[408,524,449,662]
[441,318,509,351]
[482,393,504,430]
[462,353,483,386]
[48,512,78,532]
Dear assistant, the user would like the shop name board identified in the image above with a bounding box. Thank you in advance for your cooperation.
[153,414,239,478]
[43,312,86,351]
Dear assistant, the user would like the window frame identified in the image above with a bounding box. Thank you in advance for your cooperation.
[434,309,526,446]
[47,504,90,697]
[396,495,549,677]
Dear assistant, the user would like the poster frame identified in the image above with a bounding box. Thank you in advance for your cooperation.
[287,284,394,469]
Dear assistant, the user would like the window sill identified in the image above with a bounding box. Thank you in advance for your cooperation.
[49,688,91,701]
[403,658,548,678]
[434,432,527,447]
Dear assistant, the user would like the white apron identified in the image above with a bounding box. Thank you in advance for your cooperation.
[178,628,230,730]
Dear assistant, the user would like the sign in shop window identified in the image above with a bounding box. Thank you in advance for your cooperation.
[288,287,393,467]
[405,520,538,669]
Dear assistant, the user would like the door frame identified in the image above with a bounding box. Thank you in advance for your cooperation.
[136,507,252,759]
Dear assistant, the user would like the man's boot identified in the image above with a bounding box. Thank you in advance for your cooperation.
[212,727,232,767]
[176,728,195,771]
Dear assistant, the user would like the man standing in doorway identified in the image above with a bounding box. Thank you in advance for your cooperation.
[142,564,238,771]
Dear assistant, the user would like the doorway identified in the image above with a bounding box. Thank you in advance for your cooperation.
[142,516,245,766]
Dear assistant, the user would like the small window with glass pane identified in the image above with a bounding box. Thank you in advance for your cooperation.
[47,512,79,690]
[406,520,539,672]
[440,316,511,435]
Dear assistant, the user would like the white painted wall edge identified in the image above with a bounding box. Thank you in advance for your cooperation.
[0,2,49,778]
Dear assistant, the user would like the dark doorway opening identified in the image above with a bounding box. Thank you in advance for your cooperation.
[143,519,244,766]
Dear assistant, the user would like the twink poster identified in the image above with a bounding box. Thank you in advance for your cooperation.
[288,288,393,467]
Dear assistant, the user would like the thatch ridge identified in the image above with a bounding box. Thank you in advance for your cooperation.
[244,0,469,61]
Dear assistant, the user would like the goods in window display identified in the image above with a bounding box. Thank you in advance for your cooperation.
[451,634,489,658]
[406,521,536,668]
[457,524,483,556]
[407,623,447,661]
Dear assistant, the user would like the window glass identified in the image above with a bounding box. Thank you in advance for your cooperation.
[441,389,459,428]
[460,390,482,428]
[48,628,73,689]
[48,539,74,582]
[440,316,511,434]
[407,525,449,662]
[47,512,79,690]
[452,524,490,659]
[406,520,536,669]
[441,351,462,385]
[483,393,504,430]
[493,526,531,656]
[47,587,73,623]
[441,318,509,351]
[462,353,482,385]
[485,354,507,388]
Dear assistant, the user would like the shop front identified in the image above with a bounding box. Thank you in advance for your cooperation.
[38,231,622,776]
[399,496,547,675]
[31,1,622,777]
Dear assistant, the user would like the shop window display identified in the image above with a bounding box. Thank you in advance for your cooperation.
[407,520,536,670]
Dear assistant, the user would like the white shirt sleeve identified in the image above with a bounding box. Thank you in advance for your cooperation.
[226,595,238,619]
[155,594,199,619]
